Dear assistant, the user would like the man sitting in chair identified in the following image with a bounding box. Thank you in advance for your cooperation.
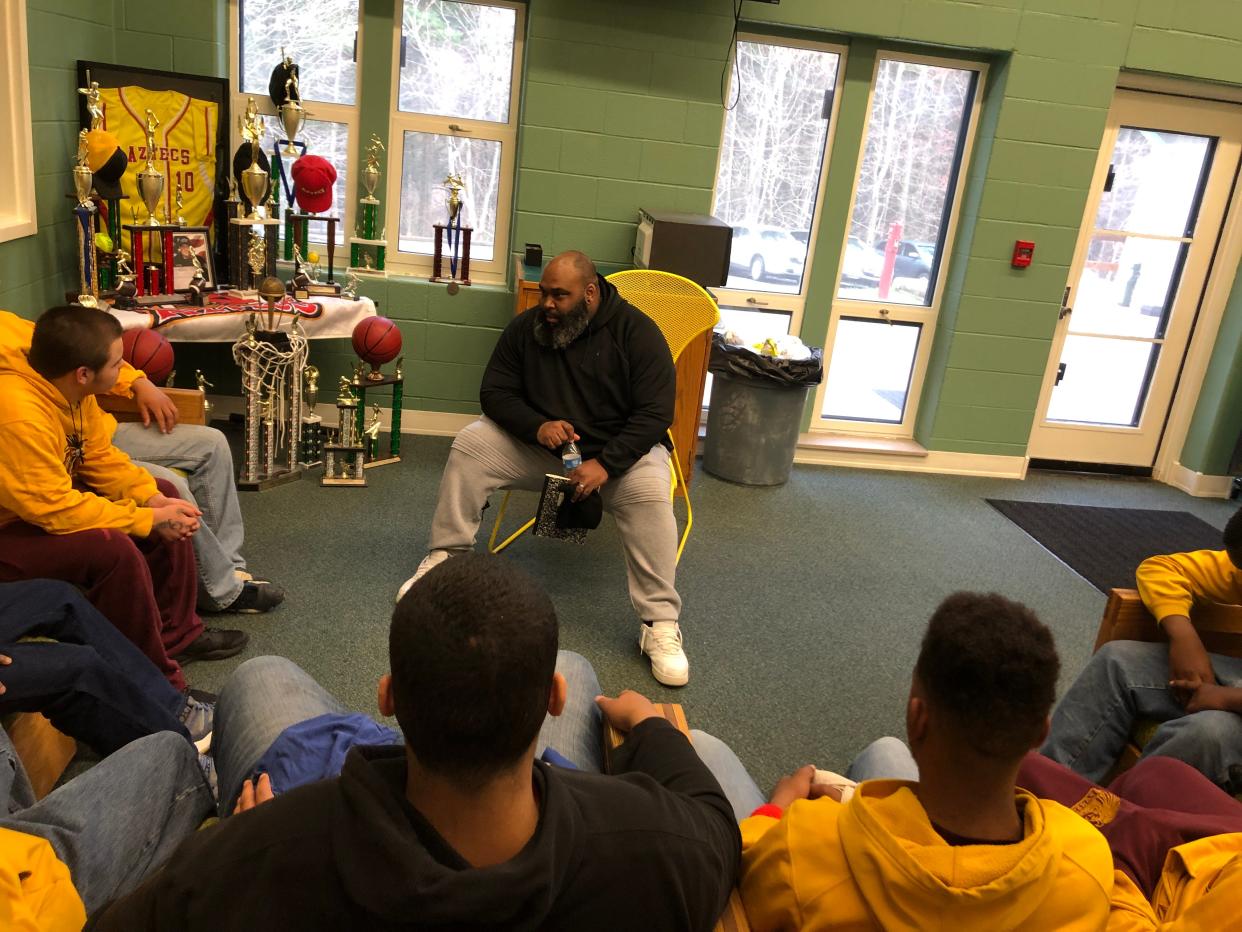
[397,250,689,685]
[1043,506,1242,791]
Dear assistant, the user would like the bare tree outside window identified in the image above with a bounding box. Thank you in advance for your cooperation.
[241,0,359,105]
[713,41,840,295]
[838,59,976,306]
[394,0,518,265]
[398,133,501,259]
[399,0,516,122]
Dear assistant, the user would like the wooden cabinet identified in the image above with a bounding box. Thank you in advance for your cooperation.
[513,265,709,489]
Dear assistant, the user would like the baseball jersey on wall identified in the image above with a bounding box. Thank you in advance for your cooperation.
[98,86,218,245]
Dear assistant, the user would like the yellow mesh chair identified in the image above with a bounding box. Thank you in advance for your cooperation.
[489,270,719,561]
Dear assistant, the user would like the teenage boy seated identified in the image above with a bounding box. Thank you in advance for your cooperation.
[1043,507,1242,791]
[0,306,246,694]
[0,307,283,616]
[691,593,1140,929]
[93,554,740,930]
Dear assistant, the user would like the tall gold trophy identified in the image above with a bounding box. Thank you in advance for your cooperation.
[136,110,164,226]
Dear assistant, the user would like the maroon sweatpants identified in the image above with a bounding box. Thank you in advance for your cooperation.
[0,479,202,691]
[1019,752,1242,897]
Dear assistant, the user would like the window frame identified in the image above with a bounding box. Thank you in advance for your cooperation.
[0,0,36,244]
[707,32,850,337]
[228,0,362,251]
[812,49,987,437]
[384,0,525,283]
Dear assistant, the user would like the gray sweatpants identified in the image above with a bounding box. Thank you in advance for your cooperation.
[427,417,682,623]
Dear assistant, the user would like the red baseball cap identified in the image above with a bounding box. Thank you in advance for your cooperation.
[291,154,337,214]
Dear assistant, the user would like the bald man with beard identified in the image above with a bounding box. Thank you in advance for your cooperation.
[398,251,689,685]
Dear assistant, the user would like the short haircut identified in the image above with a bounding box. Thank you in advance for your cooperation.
[388,553,559,786]
[28,306,123,379]
[1225,507,1242,567]
[556,250,597,287]
[914,592,1060,761]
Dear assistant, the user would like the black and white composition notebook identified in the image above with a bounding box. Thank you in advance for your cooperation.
[533,474,588,545]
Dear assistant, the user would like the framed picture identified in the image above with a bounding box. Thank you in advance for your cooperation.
[76,61,230,282]
[171,227,216,292]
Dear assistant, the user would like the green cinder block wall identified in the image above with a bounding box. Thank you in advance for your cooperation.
[4,0,1242,473]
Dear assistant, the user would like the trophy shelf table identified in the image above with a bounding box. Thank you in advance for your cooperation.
[108,294,377,342]
[513,262,709,490]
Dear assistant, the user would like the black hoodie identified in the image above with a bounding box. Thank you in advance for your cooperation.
[479,275,675,477]
[90,719,740,931]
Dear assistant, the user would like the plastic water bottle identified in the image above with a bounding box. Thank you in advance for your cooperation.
[561,440,582,472]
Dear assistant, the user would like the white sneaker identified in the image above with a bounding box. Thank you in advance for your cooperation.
[395,550,453,603]
[639,621,689,687]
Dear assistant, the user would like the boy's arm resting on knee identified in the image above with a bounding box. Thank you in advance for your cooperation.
[0,420,155,536]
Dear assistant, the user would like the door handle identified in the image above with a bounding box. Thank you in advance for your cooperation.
[1056,362,1067,386]
[1058,285,1072,320]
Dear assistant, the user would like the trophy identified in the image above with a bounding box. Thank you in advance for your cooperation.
[321,376,366,486]
[136,110,165,226]
[114,249,138,308]
[174,179,186,226]
[278,51,305,158]
[77,72,103,131]
[72,130,93,206]
[348,134,388,274]
[363,402,382,460]
[431,172,472,291]
[195,370,214,421]
[258,275,286,330]
[300,365,324,466]
[238,99,269,220]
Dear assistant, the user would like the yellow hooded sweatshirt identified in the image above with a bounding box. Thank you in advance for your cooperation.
[0,310,157,536]
[0,827,86,931]
[1136,551,1242,624]
[739,780,1143,931]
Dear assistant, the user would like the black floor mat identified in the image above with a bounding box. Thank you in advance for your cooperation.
[986,500,1222,593]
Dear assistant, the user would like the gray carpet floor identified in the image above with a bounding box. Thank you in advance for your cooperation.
[180,437,1239,795]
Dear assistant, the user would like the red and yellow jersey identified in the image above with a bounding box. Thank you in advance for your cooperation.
[98,86,218,244]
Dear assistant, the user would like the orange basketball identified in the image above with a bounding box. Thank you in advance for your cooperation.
[121,328,175,385]
[352,316,402,366]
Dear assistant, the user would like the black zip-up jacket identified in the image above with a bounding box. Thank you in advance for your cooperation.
[90,719,741,931]
[479,275,675,477]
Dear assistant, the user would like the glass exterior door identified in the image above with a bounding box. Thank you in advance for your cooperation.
[1029,91,1242,465]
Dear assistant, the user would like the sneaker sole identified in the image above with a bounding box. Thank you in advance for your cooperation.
[650,665,689,687]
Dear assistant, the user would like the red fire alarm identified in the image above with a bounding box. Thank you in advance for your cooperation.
[1012,240,1035,268]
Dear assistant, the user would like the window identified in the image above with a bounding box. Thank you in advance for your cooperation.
[388,0,523,278]
[239,0,359,105]
[815,53,983,433]
[711,37,845,328]
[0,0,35,243]
[231,0,360,249]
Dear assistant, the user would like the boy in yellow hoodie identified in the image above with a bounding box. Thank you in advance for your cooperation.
[693,592,1147,930]
[0,306,246,691]
[1043,508,1242,792]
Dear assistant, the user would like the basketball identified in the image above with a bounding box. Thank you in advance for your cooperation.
[121,328,175,385]
[352,316,402,366]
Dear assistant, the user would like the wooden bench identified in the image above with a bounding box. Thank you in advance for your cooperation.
[3,712,77,800]
[1095,588,1242,777]
[603,703,751,932]
[98,386,207,427]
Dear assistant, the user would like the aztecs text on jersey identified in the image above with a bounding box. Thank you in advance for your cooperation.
[98,86,218,243]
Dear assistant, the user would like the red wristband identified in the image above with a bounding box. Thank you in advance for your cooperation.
[750,803,784,820]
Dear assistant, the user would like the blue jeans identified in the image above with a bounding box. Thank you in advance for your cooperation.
[0,727,212,914]
[690,732,921,821]
[212,651,604,815]
[116,422,247,610]
[0,580,189,754]
[1043,640,1242,792]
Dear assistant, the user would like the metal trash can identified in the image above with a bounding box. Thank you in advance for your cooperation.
[703,374,811,486]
